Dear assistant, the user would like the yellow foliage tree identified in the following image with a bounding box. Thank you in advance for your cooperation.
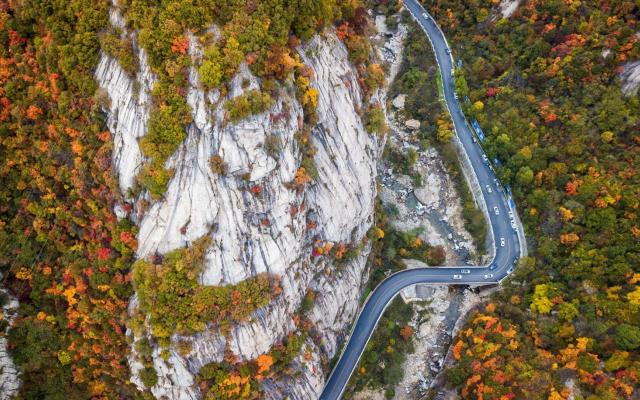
[294,167,312,187]
[559,206,574,222]
[560,232,580,245]
[436,117,454,142]
[530,284,554,314]
[548,388,565,400]
[626,286,640,305]
[302,88,318,110]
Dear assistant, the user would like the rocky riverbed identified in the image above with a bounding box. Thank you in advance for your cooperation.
[351,11,490,400]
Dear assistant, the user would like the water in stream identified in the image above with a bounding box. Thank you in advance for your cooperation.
[378,167,472,265]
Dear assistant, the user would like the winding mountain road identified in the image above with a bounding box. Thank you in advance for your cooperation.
[319,1,526,399]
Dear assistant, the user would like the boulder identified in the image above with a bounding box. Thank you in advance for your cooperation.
[405,119,421,130]
[392,94,406,109]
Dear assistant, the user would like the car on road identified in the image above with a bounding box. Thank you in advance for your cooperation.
[493,206,500,215]
[472,136,477,143]
[453,274,462,280]
[422,12,429,19]
[489,264,497,270]
[484,274,494,279]
[485,185,492,193]
[500,237,505,247]
[461,269,471,274]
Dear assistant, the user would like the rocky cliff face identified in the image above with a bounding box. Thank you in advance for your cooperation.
[0,274,20,400]
[95,5,384,398]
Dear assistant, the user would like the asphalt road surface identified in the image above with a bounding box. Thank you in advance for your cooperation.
[319,1,524,399]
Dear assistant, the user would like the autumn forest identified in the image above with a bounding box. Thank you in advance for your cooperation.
[1,0,640,399]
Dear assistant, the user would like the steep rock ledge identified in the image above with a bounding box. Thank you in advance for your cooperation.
[95,5,155,194]
[0,275,20,400]
[96,11,383,398]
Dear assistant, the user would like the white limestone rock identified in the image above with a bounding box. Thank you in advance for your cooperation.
[97,19,382,399]
[0,277,20,400]
[262,338,325,400]
[405,119,421,130]
[95,48,155,193]
[499,0,521,18]
[620,60,640,96]
[393,94,407,109]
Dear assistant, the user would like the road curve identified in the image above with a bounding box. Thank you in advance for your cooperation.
[319,1,525,399]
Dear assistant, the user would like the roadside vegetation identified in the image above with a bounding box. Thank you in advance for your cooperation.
[341,195,446,396]
[343,297,416,399]
[388,14,487,252]
[364,199,447,299]
[340,3,484,396]
[424,0,640,398]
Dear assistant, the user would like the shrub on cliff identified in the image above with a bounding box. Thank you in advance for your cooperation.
[133,237,281,341]
[224,90,274,122]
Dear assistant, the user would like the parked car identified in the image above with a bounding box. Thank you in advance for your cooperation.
[472,136,477,143]
[461,269,471,274]
[453,274,462,280]
[511,220,517,229]
[422,12,429,19]
[484,274,494,279]
[493,206,500,215]
[508,211,514,219]
[485,185,492,193]
[506,268,513,275]
[500,237,505,247]
[489,264,497,270]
